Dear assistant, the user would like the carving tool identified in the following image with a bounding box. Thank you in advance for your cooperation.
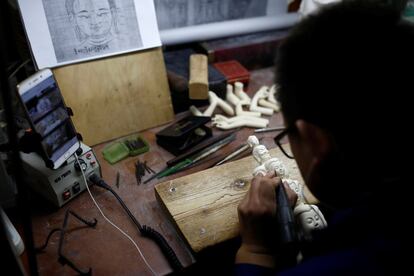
[115,172,120,189]
[143,133,235,183]
[175,133,235,173]
[143,158,193,184]
[254,126,285,133]
[275,181,299,268]
[213,143,251,166]
[275,182,297,244]
[166,131,236,167]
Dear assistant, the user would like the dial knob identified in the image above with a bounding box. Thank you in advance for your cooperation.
[74,158,87,172]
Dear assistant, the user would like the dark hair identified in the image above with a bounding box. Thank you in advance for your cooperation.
[275,1,414,179]
[65,0,119,41]
[65,0,117,16]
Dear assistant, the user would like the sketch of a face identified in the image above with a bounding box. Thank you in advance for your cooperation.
[74,0,112,38]
[45,0,142,62]
[67,0,117,46]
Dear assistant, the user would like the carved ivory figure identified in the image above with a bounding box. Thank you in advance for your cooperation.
[247,135,288,178]
[204,91,234,116]
[249,86,274,116]
[294,203,327,241]
[247,135,327,240]
[259,84,281,112]
[212,114,269,130]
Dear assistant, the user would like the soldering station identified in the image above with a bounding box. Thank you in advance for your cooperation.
[20,142,100,207]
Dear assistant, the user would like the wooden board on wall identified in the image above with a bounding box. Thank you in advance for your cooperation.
[53,47,174,145]
[155,147,318,253]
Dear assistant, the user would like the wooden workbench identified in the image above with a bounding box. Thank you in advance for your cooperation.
[155,146,316,253]
[27,67,289,275]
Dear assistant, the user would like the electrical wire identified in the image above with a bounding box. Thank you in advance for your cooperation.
[89,174,184,272]
[34,228,61,252]
[7,59,31,81]
[74,154,157,276]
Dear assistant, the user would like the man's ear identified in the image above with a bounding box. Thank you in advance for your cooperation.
[295,119,333,161]
[293,119,335,194]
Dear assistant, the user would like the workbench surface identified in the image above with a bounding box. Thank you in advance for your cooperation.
[27,67,287,275]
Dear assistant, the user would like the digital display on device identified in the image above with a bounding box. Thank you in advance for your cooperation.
[17,69,79,169]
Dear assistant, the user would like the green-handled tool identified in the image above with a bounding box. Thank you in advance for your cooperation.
[143,133,236,183]
[143,158,192,184]
[173,134,235,173]
[213,143,251,167]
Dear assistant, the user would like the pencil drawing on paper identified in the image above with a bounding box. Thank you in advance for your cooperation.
[42,0,143,63]
[154,0,268,30]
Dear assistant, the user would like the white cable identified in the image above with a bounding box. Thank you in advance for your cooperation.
[74,154,157,276]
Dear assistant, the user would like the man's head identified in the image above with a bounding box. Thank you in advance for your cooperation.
[275,1,414,207]
[66,0,118,43]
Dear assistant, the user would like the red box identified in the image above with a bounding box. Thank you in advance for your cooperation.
[213,60,250,86]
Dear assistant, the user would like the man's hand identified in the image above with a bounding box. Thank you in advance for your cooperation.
[236,172,297,267]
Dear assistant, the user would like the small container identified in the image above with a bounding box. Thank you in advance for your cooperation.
[102,135,149,164]
[213,60,250,86]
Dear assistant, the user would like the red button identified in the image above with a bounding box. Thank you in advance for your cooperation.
[62,190,71,200]
[86,153,92,159]
[90,161,96,166]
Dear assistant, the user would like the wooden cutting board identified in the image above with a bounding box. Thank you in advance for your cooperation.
[53,47,174,145]
[155,146,317,252]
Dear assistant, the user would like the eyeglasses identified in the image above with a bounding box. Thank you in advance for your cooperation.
[273,126,295,159]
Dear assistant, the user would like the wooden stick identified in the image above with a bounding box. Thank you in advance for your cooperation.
[189,54,208,99]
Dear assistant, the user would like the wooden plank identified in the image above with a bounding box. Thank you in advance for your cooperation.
[155,146,317,252]
[53,47,174,145]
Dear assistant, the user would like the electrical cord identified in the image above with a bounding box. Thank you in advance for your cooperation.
[88,174,184,272]
[35,209,96,275]
[74,154,157,276]
[7,59,31,80]
[89,174,143,231]
[35,228,61,252]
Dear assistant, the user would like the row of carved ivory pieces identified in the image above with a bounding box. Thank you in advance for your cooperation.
[190,82,280,130]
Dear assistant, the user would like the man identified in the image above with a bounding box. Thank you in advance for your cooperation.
[236,1,412,275]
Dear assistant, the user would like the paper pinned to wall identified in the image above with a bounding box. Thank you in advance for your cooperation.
[154,0,287,30]
[17,0,161,69]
